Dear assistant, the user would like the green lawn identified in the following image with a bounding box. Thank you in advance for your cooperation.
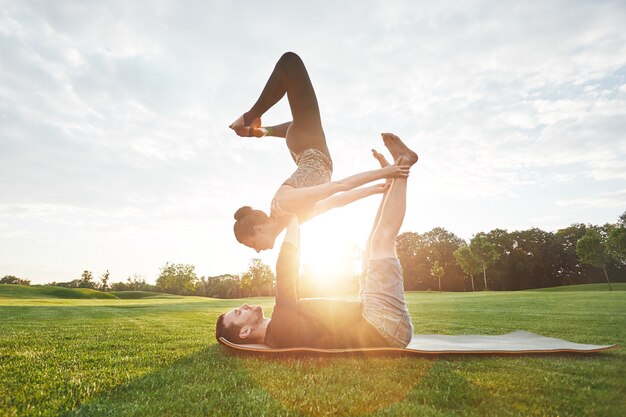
[0,286,624,417]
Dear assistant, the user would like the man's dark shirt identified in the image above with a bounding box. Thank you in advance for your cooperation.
[264,242,390,349]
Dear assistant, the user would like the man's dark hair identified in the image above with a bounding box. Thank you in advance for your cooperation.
[215,313,247,344]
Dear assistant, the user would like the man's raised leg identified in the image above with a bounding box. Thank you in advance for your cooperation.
[360,149,392,298]
[369,133,417,259]
[361,133,417,348]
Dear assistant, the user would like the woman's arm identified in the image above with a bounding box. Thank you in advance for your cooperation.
[264,122,292,138]
[274,164,408,215]
[299,183,388,223]
[231,120,291,138]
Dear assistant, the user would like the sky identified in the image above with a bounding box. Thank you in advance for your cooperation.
[1,0,625,285]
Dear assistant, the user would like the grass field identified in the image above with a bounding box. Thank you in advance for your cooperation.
[0,285,624,417]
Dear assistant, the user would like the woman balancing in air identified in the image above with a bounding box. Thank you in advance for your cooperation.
[229,52,411,252]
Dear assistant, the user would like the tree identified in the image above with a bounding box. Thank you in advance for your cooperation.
[396,229,465,291]
[109,281,127,291]
[0,275,31,285]
[240,258,275,297]
[156,263,198,295]
[470,234,500,290]
[606,211,626,264]
[577,229,613,291]
[396,232,422,290]
[431,260,444,292]
[421,228,466,291]
[554,224,594,285]
[494,228,560,290]
[99,270,110,291]
[196,274,242,298]
[127,274,150,291]
[454,245,481,291]
[54,279,81,288]
[78,270,95,289]
[108,274,155,292]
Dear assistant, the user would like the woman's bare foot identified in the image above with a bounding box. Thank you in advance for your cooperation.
[229,114,264,137]
[228,114,246,131]
[381,133,418,166]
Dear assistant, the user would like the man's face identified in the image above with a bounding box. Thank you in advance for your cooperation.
[222,303,265,331]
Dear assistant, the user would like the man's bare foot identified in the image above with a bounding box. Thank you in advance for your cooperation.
[372,149,390,167]
[372,149,393,184]
[381,133,418,166]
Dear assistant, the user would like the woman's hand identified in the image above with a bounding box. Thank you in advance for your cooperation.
[229,115,267,137]
[383,164,410,178]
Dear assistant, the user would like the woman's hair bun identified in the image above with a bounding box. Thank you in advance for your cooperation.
[234,206,253,221]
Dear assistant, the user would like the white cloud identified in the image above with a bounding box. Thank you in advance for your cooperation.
[1,0,626,282]
[556,189,626,209]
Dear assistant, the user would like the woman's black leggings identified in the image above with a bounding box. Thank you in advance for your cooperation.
[245,52,331,160]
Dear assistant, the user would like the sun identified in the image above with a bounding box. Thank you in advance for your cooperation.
[299,212,365,290]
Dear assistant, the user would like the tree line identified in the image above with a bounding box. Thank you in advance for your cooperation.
[1,259,277,299]
[397,212,626,291]
[3,212,624,296]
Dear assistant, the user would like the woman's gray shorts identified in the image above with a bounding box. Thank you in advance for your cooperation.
[361,257,414,348]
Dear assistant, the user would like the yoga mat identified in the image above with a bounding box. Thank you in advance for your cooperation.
[219,331,617,355]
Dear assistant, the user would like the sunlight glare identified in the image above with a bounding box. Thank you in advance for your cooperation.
[299,208,370,293]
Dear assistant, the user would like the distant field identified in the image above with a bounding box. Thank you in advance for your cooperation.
[0,286,184,300]
[0,284,118,299]
[0,285,624,417]
[529,283,626,292]
[109,290,181,299]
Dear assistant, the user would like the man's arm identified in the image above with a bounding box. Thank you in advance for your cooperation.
[275,215,299,307]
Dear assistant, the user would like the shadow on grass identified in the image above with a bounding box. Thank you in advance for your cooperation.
[66,337,621,417]
[43,345,620,417]
[66,344,277,417]
[65,343,452,417]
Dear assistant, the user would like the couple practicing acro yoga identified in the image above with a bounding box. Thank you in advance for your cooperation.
[216,52,418,349]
